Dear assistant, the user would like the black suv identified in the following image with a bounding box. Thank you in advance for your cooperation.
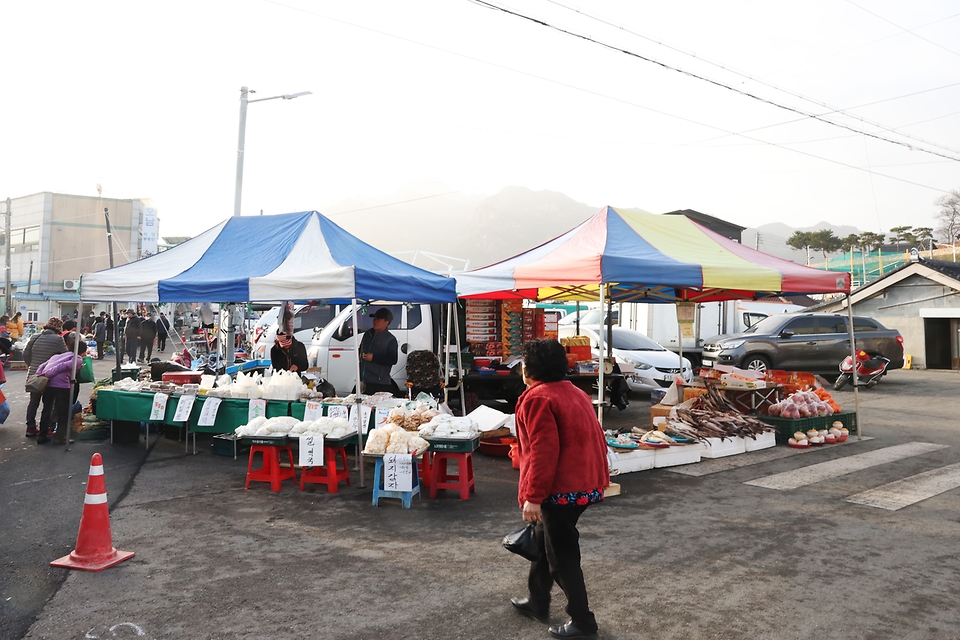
[701,313,904,374]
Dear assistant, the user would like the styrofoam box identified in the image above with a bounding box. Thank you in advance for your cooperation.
[745,431,776,452]
[700,436,747,459]
[608,448,656,475]
[653,444,702,468]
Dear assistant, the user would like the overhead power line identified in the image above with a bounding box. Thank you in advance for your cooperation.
[470,0,960,163]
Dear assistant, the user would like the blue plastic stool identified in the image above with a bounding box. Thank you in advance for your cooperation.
[372,457,421,508]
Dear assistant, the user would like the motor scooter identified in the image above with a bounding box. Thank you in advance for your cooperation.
[833,350,890,390]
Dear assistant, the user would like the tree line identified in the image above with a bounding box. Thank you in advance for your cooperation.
[785,189,960,265]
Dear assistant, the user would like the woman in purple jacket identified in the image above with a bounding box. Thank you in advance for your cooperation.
[35,332,86,445]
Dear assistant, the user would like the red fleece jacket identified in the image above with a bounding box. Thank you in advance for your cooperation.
[515,380,609,507]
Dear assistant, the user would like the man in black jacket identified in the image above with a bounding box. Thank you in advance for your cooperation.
[139,313,157,362]
[123,310,140,364]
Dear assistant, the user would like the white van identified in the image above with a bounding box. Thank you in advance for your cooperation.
[307,303,437,395]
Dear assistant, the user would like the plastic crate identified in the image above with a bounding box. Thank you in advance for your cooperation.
[425,436,479,453]
[760,410,858,443]
[161,371,204,385]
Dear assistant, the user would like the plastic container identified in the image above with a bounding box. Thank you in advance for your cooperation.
[744,431,777,452]
[609,448,656,474]
[508,442,520,469]
[700,436,747,459]
[653,444,702,468]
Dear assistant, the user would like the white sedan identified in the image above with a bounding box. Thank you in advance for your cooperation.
[564,325,693,394]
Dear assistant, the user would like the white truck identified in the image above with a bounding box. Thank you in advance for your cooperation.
[618,300,804,366]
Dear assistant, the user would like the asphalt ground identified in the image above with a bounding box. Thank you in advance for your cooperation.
[4,362,960,640]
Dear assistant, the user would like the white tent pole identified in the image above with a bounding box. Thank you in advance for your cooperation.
[352,298,365,487]
[453,302,465,415]
[597,284,606,425]
[443,303,452,406]
[845,294,863,439]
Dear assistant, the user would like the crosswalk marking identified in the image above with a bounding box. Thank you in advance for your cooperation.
[743,442,948,491]
[667,437,873,477]
[846,462,960,511]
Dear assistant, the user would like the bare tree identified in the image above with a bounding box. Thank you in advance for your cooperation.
[934,190,960,262]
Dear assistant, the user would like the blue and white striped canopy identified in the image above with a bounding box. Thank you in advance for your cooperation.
[80,211,458,303]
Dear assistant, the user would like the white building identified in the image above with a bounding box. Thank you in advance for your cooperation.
[2,192,157,323]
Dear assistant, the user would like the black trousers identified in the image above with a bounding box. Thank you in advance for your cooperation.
[528,503,597,633]
[157,335,167,351]
[39,386,71,440]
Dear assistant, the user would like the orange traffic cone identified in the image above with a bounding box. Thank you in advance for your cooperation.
[51,453,135,571]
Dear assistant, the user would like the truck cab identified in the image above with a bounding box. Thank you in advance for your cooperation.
[307,303,437,395]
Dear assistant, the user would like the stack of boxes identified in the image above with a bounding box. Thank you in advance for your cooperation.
[465,300,503,358]
[501,300,523,357]
[534,309,560,340]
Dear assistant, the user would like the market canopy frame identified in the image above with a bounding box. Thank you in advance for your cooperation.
[79,210,458,304]
[455,206,850,303]
[454,206,858,427]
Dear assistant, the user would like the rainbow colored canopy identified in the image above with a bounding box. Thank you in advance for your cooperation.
[455,207,850,302]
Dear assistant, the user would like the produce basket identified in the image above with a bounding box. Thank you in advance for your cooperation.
[760,410,858,444]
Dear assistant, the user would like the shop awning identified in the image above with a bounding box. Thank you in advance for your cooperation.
[79,211,458,304]
[455,206,850,302]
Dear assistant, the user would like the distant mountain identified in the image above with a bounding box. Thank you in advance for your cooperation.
[323,183,863,269]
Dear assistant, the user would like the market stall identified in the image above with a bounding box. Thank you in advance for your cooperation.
[79,210,459,486]
[454,206,857,426]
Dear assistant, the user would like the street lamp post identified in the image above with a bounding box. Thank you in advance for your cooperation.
[227,86,311,365]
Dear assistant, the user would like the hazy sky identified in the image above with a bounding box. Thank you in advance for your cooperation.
[3,0,959,240]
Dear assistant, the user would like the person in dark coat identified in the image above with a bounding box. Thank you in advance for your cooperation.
[22,317,67,437]
[93,316,106,360]
[510,339,609,640]
[139,313,157,362]
[123,310,140,364]
[156,312,170,352]
[270,332,308,373]
[359,308,399,395]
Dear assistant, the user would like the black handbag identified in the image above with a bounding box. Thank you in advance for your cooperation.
[502,523,539,562]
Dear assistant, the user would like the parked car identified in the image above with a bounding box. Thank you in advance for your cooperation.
[701,313,905,374]
[563,325,693,393]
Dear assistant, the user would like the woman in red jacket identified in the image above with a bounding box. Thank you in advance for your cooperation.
[511,339,609,640]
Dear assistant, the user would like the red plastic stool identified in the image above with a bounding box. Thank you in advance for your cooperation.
[418,451,433,489]
[245,444,297,492]
[430,452,475,500]
[300,446,351,493]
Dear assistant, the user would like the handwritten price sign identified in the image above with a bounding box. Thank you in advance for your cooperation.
[299,435,324,467]
[383,453,414,492]
[149,393,169,421]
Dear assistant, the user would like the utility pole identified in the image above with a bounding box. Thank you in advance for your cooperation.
[754,232,760,251]
[4,197,11,314]
[105,207,121,375]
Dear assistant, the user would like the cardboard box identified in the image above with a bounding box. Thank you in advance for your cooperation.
[650,403,673,420]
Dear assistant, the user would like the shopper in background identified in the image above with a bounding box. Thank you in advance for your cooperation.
[7,312,25,341]
[35,331,86,445]
[0,315,9,340]
[61,319,76,336]
[510,339,608,640]
[359,307,399,395]
[105,312,114,344]
[22,317,67,438]
[139,312,157,362]
[123,310,140,364]
[271,331,308,373]
[156,312,170,352]
[93,316,106,360]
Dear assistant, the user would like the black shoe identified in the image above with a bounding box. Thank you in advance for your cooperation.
[36,437,51,445]
[549,621,597,639]
[511,597,549,624]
